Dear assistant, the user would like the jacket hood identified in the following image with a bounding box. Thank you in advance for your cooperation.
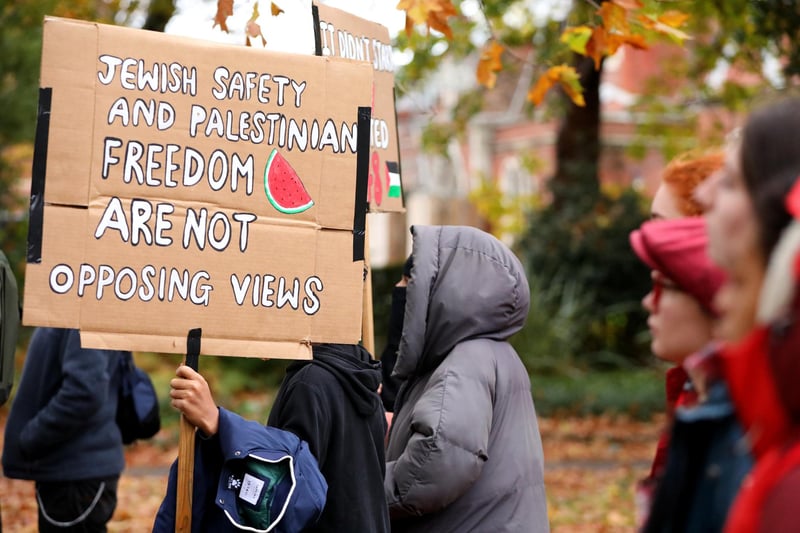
[393,225,530,379]
[286,343,381,417]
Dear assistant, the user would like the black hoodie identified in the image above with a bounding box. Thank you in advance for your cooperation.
[267,344,390,533]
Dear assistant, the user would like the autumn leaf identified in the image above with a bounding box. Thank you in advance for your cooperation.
[561,26,592,56]
[598,1,629,35]
[213,0,233,33]
[607,32,647,54]
[476,41,504,89]
[428,5,456,38]
[271,2,284,16]
[638,13,692,43]
[397,0,457,38]
[528,72,556,106]
[556,65,586,107]
[612,0,643,9]
[245,3,266,47]
[397,0,429,25]
[658,10,690,29]
[583,1,656,67]
[584,26,608,69]
[528,65,585,107]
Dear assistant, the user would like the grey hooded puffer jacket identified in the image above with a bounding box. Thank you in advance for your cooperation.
[384,225,549,533]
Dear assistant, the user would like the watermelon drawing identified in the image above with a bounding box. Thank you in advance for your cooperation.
[263,149,314,214]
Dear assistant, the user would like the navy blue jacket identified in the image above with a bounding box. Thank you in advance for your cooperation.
[644,381,753,533]
[153,407,327,533]
[2,327,126,481]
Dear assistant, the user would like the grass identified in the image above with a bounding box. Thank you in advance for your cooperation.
[8,344,667,427]
[531,368,665,420]
[147,361,667,427]
[133,351,669,426]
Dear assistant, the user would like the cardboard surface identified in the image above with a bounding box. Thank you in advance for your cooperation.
[23,17,374,358]
[314,3,404,213]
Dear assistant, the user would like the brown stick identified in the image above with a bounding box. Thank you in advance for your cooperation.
[362,216,375,355]
[175,329,201,533]
[175,414,196,532]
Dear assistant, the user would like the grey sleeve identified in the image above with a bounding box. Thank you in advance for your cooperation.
[384,365,493,517]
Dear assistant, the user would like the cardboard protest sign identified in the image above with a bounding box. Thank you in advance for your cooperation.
[23,17,374,359]
[313,3,404,213]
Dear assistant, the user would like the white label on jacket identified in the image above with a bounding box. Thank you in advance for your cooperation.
[239,473,265,505]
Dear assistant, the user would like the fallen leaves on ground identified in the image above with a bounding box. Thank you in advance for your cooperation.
[542,414,664,531]
[0,411,662,532]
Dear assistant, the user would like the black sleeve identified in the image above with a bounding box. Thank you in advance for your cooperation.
[380,288,406,412]
[268,379,331,468]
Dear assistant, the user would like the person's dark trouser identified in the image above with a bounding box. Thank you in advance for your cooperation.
[35,476,119,533]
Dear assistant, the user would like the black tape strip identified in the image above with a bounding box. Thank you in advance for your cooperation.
[353,106,371,262]
[186,328,202,370]
[312,5,322,56]
[27,87,52,264]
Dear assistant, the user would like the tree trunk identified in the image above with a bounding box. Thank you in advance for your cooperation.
[142,0,176,33]
[552,53,603,209]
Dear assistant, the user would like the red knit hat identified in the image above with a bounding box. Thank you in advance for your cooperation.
[629,217,727,315]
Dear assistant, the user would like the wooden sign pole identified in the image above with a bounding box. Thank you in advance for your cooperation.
[362,217,375,355]
[176,329,201,533]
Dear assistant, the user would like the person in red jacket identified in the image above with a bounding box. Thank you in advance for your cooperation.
[695,96,800,532]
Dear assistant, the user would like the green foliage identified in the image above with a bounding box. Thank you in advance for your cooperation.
[531,368,664,420]
[0,3,50,281]
[0,3,45,147]
[511,272,595,375]
[135,351,291,427]
[469,175,538,237]
[627,100,699,163]
[451,88,485,132]
[371,262,405,356]
[0,1,132,146]
[420,122,456,156]
[394,15,477,92]
[419,88,484,155]
[751,0,800,78]
[515,182,651,370]
[0,146,33,286]
[686,0,800,81]
[626,1,800,156]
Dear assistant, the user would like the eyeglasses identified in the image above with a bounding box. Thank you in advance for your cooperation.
[652,276,684,312]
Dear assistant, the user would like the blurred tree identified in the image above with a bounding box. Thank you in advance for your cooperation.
[631,0,800,159]
[750,0,800,78]
[386,0,800,366]
[143,0,176,32]
[391,0,690,206]
[392,0,800,200]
